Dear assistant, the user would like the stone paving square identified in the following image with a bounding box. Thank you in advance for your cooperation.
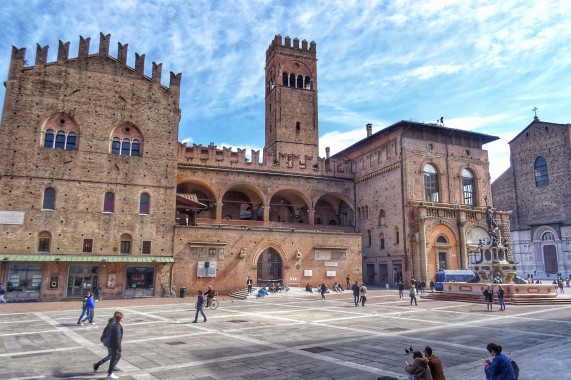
[0,289,570,379]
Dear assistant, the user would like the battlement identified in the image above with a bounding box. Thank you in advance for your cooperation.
[9,33,182,91]
[266,34,316,61]
[177,142,354,179]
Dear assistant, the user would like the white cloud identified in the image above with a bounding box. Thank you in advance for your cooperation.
[181,137,193,145]
[445,115,508,131]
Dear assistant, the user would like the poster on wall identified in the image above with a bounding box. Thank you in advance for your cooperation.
[326,271,337,277]
[107,273,116,288]
[304,270,313,276]
[197,261,217,277]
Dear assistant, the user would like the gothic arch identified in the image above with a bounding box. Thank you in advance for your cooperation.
[251,240,290,268]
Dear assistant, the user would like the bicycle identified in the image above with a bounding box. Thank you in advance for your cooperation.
[193,297,219,310]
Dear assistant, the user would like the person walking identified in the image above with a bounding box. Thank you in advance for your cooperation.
[80,292,96,325]
[192,290,207,323]
[77,292,90,325]
[94,284,102,301]
[497,285,506,311]
[93,311,124,379]
[352,281,360,306]
[429,280,435,293]
[405,351,433,380]
[424,346,445,380]
[346,274,351,289]
[320,283,327,300]
[247,276,253,294]
[483,285,494,311]
[398,281,404,299]
[483,343,516,380]
[409,285,418,306]
[359,283,368,306]
[0,282,6,304]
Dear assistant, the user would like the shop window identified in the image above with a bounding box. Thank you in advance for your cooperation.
[142,240,152,254]
[7,265,43,292]
[83,239,93,253]
[43,188,55,210]
[38,231,51,253]
[140,193,150,214]
[103,192,114,213]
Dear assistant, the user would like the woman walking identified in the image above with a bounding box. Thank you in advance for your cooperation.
[359,283,368,306]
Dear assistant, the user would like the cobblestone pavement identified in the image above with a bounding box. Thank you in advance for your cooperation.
[1,289,570,379]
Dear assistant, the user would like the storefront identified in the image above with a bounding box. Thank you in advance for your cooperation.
[0,254,174,301]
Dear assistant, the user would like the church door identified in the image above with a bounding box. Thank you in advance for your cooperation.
[543,245,558,274]
[257,248,282,286]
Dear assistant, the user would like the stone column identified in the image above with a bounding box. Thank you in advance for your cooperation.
[457,212,467,270]
[308,208,315,226]
[263,203,270,226]
[417,209,427,282]
[215,202,222,223]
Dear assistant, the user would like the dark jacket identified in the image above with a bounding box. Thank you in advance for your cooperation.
[427,355,445,380]
[484,353,516,380]
[405,357,433,380]
[483,288,494,302]
[352,283,360,296]
[497,288,504,299]
[100,317,121,350]
[196,294,205,309]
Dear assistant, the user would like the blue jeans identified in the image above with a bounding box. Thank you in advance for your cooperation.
[81,309,94,323]
[354,295,359,306]
[109,349,121,375]
[77,308,87,324]
[499,297,505,310]
[194,306,206,322]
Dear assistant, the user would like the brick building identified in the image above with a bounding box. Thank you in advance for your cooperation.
[492,117,571,278]
[0,33,506,301]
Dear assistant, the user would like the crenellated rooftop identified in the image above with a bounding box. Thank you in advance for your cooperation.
[9,33,182,91]
[266,34,316,61]
[177,142,354,179]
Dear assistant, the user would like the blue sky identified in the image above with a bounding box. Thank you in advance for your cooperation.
[1,0,570,181]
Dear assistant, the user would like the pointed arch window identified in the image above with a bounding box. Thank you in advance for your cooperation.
[110,124,143,156]
[103,192,115,213]
[304,76,311,90]
[282,72,288,86]
[534,156,549,187]
[297,75,303,88]
[55,131,66,149]
[140,193,150,214]
[66,132,76,150]
[42,114,79,150]
[424,164,439,202]
[289,73,295,87]
[44,129,55,147]
[43,188,55,210]
[111,137,121,154]
[462,169,475,206]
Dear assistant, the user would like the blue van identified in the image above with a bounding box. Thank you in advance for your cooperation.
[434,270,477,291]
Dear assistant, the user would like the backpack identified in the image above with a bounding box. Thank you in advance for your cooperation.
[511,359,519,380]
[360,287,365,293]
[100,324,116,347]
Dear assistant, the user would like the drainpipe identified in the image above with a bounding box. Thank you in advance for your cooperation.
[169,262,175,297]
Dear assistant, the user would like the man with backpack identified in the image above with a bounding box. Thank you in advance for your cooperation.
[93,311,124,379]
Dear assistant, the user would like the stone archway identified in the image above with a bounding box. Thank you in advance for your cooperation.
[256,247,283,286]
[543,245,558,274]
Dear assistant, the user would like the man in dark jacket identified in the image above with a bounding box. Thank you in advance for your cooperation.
[351,281,360,306]
[93,311,123,379]
[424,346,445,380]
[483,285,494,311]
[193,290,207,323]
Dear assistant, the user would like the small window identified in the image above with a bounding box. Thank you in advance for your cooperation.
[534,156,549,187]
[140,193,150,214]
[131,139,140,156]
[55,131,66,149]
[83,239,93,253]
[66,132,76,150]
[111,137,121,155]
[103,192,114,213]
[367,230,372,247]
[282,72,288,86]
[121,139,131,156]
[142,240,152,255]
[44,129,55,148]
[38,231,51,253]
[462,169,475,206]
[395,229,400,245]
[378,209,386,227]
[43,188,55,210]
[297,75,303,88]
[304,76,311,90]
[289,73,295,87]
[380,234,385,250]
[296,121,300,131]
[120,234,132,255]
[424,164,439,202]
[436,236,448,244]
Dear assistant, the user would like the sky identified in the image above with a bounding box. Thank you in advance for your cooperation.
[1,0,570,181]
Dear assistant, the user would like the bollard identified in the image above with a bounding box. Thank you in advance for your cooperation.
[385,284,389,290]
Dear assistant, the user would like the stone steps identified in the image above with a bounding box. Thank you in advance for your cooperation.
[421,292,571,305]
[229,287,257,300]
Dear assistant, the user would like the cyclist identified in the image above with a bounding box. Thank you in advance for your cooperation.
[204,285,215,307]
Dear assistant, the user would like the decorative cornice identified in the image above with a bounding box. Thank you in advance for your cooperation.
[354,162,400,183]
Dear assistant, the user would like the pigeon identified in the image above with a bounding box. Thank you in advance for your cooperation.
[405,349,410,354]
[405,346,414,354]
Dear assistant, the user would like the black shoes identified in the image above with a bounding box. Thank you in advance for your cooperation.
[93,363,99,373]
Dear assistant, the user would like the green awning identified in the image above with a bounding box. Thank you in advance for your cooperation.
[0,254,174,263]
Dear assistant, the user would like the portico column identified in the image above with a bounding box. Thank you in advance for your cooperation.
[263,203,270,226]
[458,213,467,270]
[215,201,222,223]
[308,208,315,226]
[417,213,427,283]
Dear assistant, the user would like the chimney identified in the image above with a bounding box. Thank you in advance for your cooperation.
[366,123,372,137]
[325,147,330,159]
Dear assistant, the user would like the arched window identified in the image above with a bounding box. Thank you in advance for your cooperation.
[304,76,311,90]
[542,232,555,241]
[140,193,150,214]
[131,139,140,156]
[297,75,303,88]
[38,231,51,253]
[462,169,475,206]
[378,209,386,227]
[66,132,76,150]
[44,129,54,147]
[436,235,448,244]
[120,234,132,254]
[43,188,55,210]
[534,156,549,187]
[55,131,66,149]
[424,164,439,202]
[289,73,295,87]
[282,72,288,86]
[121,139,131,155]
[111,137,120,154]
[103,192,115,213]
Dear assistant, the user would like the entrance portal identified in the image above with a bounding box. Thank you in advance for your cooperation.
[67,265,99,297]
[543,245,558,274]
[256,248,282,287]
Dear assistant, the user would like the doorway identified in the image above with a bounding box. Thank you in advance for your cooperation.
[438,252,447,270]
[366,263,375,284]
[379,263,388,285]
[393,261,403,286]
[67,265,99,298]
[543,245,558,274]
[257,248,282,287]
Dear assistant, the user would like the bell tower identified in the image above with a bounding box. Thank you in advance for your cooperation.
[264,35,319,160]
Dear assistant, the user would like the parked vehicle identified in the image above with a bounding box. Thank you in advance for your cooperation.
[434,270,477,291]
